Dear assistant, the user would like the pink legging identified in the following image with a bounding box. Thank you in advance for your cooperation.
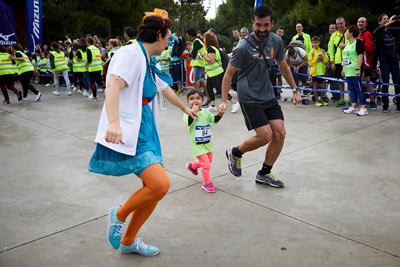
[191,152,213,185]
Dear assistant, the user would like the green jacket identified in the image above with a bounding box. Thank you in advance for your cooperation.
[292,33,312,56]
[328,30,349,64]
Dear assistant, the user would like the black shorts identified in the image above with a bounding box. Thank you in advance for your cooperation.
[361,68,372,77]
[311,77,326,83]
[334,64,343,78]
[240,99,284,131]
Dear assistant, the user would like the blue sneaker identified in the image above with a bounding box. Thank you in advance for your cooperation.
[202,100,210,107]
[107,206,125,249]
[120,238,160,256]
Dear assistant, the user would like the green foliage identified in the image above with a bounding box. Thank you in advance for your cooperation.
[42,0,400,48]
[43,0,145,43]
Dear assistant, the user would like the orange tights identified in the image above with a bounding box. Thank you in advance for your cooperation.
[116,163,170,246]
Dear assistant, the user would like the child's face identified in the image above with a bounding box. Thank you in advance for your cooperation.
[187,93,203,108]
[312,41,320,49]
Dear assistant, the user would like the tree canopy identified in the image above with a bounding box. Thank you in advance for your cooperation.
[43,0,400,50]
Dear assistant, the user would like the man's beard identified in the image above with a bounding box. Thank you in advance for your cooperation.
[255,30,269,41]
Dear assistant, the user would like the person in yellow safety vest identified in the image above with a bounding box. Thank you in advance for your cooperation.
[124,27,137,45]
[186,28,206,90]
[70,43,85,93]
[291,23,312,57]
[0,45,23,104]
[76,38,90,96]
[201,32,239,113]
[85,35,103,101]
[49,42,71,96]
[9,44,42,101]
[36,50,51,85]
[329,17,349,105]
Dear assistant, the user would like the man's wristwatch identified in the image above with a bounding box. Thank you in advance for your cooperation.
[292,87,299,92]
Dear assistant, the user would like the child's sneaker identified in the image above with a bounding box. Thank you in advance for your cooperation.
[366,103,377,110]
[336,99,345,107]
[202,183,216,193]
[186,163,198,175]
[357,108,368,116]
[119,238,159,256]
[107,206,125,249]
[344,106,357,114]
[321,101,328,106]
[315,101,322,107]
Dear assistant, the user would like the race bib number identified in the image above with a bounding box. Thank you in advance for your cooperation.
[342,58,350,66]
[194,125,211,143]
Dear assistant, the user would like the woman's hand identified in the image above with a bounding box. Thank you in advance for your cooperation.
[105,123,125,144]
[183,106,198,120]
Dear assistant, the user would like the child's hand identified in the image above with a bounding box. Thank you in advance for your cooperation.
[317,54,323,61]
[191,103,200,113]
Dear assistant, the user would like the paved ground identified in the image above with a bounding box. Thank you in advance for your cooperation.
[0,84,399,267]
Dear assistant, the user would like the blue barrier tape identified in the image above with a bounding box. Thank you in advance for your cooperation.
[271,66,400,87]
[274,85,400,97]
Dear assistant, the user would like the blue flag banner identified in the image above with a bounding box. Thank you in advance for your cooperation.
[26,0,42,54]
[254,0,262,10]
[0,0,18,46]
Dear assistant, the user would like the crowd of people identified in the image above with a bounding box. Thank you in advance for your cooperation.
[1,13,399,115]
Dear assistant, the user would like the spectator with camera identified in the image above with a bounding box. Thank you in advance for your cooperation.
[374,14,400,113]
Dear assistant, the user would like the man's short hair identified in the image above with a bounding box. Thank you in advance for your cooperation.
[186,28,197,37]
[254,4,274,21]
[277,26,284,30]
[124,27,135,38]
[312,36,320,42]
[336,17,346,22]
[240,27,249,34]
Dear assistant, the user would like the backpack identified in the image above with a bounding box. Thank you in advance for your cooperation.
[219,49,229,71]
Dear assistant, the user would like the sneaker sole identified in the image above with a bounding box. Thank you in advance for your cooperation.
[202,186,216,193]
[120,247,160,256]
[225,149,241,177]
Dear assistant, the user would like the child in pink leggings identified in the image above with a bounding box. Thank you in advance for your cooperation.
[183,89,224,192]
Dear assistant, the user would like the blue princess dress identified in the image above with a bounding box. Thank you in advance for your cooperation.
[89,42,172,176]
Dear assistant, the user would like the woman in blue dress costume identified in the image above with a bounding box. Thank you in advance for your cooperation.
[89,9,197,256]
